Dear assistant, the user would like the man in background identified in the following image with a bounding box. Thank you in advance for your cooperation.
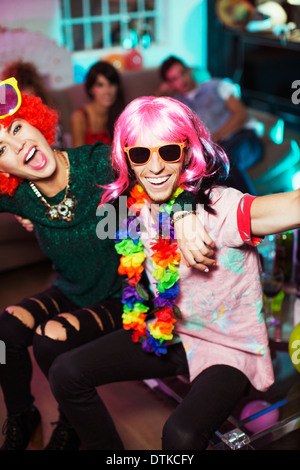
[158,56,263,194]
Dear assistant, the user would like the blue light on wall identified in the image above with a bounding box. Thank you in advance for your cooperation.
[253,139,300,195]
[269,119,284,144]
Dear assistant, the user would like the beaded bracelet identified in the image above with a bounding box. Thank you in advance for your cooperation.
[171,210,197,226]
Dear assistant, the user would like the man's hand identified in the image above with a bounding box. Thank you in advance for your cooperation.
[173,213,216,272]
[155,81,174,97]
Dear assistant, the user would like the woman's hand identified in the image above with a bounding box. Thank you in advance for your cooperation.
[14,215,34,232]
[173,212,216,272]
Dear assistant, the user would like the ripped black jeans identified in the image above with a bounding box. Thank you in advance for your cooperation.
[49,330,250,450]
[0,286,122,415]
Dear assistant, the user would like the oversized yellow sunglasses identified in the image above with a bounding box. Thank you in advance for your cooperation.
[0,77,22,119]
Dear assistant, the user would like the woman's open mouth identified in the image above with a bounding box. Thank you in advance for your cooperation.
[24,147,47,170]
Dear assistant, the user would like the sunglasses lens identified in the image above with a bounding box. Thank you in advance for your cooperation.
[0,84,19,118]
[129,147,151,164]
[159,144,182,162]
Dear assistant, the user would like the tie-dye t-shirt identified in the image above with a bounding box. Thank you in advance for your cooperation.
[140,186,274,392]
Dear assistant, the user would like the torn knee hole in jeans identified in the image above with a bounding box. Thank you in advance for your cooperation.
[28,296,49,314]
[82,308,104,331]
[6,306,35,330]
[37,314,80,341]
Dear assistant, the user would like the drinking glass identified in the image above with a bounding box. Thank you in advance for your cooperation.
[261,268,284,326]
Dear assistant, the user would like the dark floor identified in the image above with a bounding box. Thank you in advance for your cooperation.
[0,260,300,450]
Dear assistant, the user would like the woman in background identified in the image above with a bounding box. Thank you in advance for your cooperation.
[70,61,125,147]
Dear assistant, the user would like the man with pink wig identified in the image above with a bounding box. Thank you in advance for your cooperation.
[49,96,300,450]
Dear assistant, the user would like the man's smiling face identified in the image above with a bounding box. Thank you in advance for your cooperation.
[128,134,186,204]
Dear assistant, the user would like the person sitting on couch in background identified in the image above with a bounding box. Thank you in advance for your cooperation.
[70,61,125,148]
[157,56,263,194]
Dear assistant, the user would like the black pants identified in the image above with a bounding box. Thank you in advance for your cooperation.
[0,286,122,415]
[49,329,250,450]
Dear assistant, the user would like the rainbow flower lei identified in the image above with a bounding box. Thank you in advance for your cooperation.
[115,184,183,356]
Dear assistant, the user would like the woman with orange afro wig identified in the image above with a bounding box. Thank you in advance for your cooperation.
[0,92,58,195]
[0,79,128,451]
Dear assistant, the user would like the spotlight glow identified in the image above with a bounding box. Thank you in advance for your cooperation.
[292,171,300,190]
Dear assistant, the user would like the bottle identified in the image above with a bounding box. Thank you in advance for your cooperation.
[294,297,300,327]
[275,231,294,282]
[294,229,300,327]
[295,229,300,287]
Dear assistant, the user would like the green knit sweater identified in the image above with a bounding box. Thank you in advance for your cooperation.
[0,143,122,307]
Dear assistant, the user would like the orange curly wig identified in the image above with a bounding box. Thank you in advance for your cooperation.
[0,92,59,196]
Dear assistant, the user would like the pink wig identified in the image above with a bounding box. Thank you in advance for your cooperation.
[0,92,59,196]
[101,96,229,204]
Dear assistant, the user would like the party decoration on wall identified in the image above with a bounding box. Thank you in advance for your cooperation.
[102,53,126,71]
[240,400,279,434]
[122,19,153,50]
[124,49,143,70]
[122,29,139,49]
[0,28,73,89]
[73,48,143,86]
[289,322,300,373]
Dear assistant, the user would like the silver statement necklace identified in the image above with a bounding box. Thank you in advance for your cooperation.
[29,150,77,222]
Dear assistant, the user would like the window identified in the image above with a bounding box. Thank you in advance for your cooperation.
[60,0,160,52]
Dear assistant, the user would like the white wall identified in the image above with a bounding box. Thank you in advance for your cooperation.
[0,0,63,44]
[0,0,207,84]
[150,0,207,69]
